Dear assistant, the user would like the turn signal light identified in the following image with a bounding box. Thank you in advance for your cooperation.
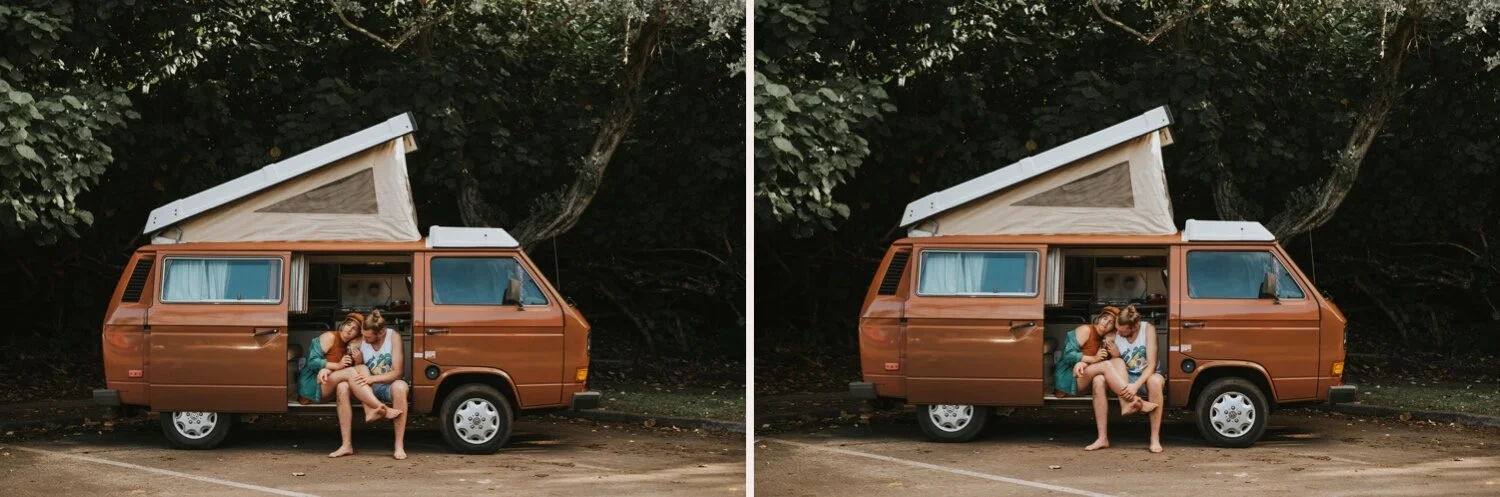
[1331,361,1344,376]
[576,367,588,382]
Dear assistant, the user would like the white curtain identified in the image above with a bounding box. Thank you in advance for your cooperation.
[163,259,232,301]
[920,253,985,294]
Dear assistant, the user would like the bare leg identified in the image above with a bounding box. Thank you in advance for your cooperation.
[391,380,409,460]
[328,382,354,457]
[1146,374,1165,453]
[1083,361,1155,415]
[327,367,394,422]
[1084,375,1109,451]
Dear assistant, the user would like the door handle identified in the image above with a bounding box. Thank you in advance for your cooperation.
[425,328,450,335]
[252,328,280,337]
[1182,321,1206,329]
[1010,321,1036,331]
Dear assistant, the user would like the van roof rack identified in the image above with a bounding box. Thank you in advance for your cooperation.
[1181,219,1275,242]
[425,225,520,248]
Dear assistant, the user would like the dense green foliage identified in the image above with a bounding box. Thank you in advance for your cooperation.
[755,1,1500,357]
[0,0,745,365]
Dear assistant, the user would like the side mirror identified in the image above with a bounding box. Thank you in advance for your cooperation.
[1259,271,1280,302]
[502,276,524,309]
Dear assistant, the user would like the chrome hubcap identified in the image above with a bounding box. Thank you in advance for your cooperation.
[172,411,218,440]
[927,404,974,433]
[453,398,500,444]
[1209,392,1256,438]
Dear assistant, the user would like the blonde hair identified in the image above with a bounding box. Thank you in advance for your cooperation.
[1116,305,1141,327]
[364,309,387,331]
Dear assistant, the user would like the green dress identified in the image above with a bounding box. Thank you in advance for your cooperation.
[297,335,332,402]
[1053,331,1087,396]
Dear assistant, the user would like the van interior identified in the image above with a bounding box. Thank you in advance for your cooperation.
[1042,246,1171,402]
[285,253,415,407]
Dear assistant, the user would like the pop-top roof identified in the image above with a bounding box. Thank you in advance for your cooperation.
[1181,219,1276,242]
[426,226,520,248]
[143,113,418,235]
[901,106,1174,229]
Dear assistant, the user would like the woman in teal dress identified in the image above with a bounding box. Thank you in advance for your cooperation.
[296,313,364,404]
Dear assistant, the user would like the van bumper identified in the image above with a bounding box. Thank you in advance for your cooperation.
[849,382,877,400]
[93,388,121,406]
[1328,385,1357,404]
[572,391,601,411]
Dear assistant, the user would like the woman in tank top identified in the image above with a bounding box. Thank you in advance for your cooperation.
[329,310,411,460]
[1110,305,1166,453]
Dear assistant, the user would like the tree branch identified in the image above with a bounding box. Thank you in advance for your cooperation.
[1091,0,1214,45]
[327,0,456,52]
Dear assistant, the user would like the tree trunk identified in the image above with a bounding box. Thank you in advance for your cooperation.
[461,13,667,248]
[1212,12,1421,243]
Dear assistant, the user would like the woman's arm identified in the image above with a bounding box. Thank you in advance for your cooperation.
[321,333,349,370]
[369,332,404,384]
[1060,328,1084,365]
[305,334,330,371]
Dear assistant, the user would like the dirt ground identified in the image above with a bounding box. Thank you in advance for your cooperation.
[755,407,1500,497]
[0,414,744,496]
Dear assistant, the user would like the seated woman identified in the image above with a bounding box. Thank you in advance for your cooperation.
[1054,307,1158,449]
[297,313,399,422]
[329,310,411,460]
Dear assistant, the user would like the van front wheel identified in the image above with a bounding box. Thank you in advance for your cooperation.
[1194,378,1269,448]
[917,404,990,442]
[160,411,232,450]
[439,384,514,454]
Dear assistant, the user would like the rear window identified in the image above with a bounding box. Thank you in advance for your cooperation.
[1186,251,1304,299]
[161,257,283,303]
[431,257,548,306]
[916,250,1038,297]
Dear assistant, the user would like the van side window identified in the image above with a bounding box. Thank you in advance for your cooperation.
[160,257,283,303]
[431,257,548,306]
[1186,251,1305,299]
[916,250,1038,297]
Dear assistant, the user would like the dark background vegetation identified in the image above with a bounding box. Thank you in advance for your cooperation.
[755,0,1500,393]
[0,1,744,402]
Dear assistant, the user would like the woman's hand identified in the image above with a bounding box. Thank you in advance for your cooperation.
[317,368,331,384]
[1119,388,1137,403]
[340,354,354,367]
[1072,361,1087,378]
[353,370,369,387]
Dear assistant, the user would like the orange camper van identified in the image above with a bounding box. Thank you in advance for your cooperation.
[849,107,1355,447]
[95,114,598,453]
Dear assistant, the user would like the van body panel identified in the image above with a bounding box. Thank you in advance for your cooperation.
[858,246,911,397]
[903,243,1046,406]
[423,366,522,412]
[419,251,566,409]
[1177,245,1321,401]
[1169,360,1276,407]
[104,252,155,407]
[147,251,290,413]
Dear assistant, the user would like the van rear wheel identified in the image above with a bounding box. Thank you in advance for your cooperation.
[160,411,232,450]
[917,404,990,442]
[1194,378,1269,448]
[439,384,514,454]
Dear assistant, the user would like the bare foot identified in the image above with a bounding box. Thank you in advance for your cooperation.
[1149,443,1163,453]
[1120,401,1140,416]
[393,449,407,460]
[364,405,386,423]
[384,407,403,420]
[1084,439,1109,451]
[328,445,354,458]
[1140,401,1159,413]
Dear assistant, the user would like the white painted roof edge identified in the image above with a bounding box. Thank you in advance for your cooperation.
[142,113,419,235]
[899,106,1174,228]
[425,225,520,248]
[1181,219,1276,242]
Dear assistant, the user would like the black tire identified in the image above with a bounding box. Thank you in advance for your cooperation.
[916,404,991,442]
[159,411,232,450]
[439,384,514,454]
[1194,377,1270,448]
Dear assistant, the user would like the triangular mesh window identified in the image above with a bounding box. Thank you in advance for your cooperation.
[257,168,377,214]
[1015,161,1134,208]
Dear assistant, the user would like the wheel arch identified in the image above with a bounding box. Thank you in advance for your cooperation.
[432,368,520,415]
[1188,363,1277,411]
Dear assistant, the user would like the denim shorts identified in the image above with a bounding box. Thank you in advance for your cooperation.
[1127,372,1149,396]
[371,382,392,403]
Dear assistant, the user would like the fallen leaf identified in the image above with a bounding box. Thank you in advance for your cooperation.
[1048,465,1061,470]
[643,419,656,428]
[292,472,305,477]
